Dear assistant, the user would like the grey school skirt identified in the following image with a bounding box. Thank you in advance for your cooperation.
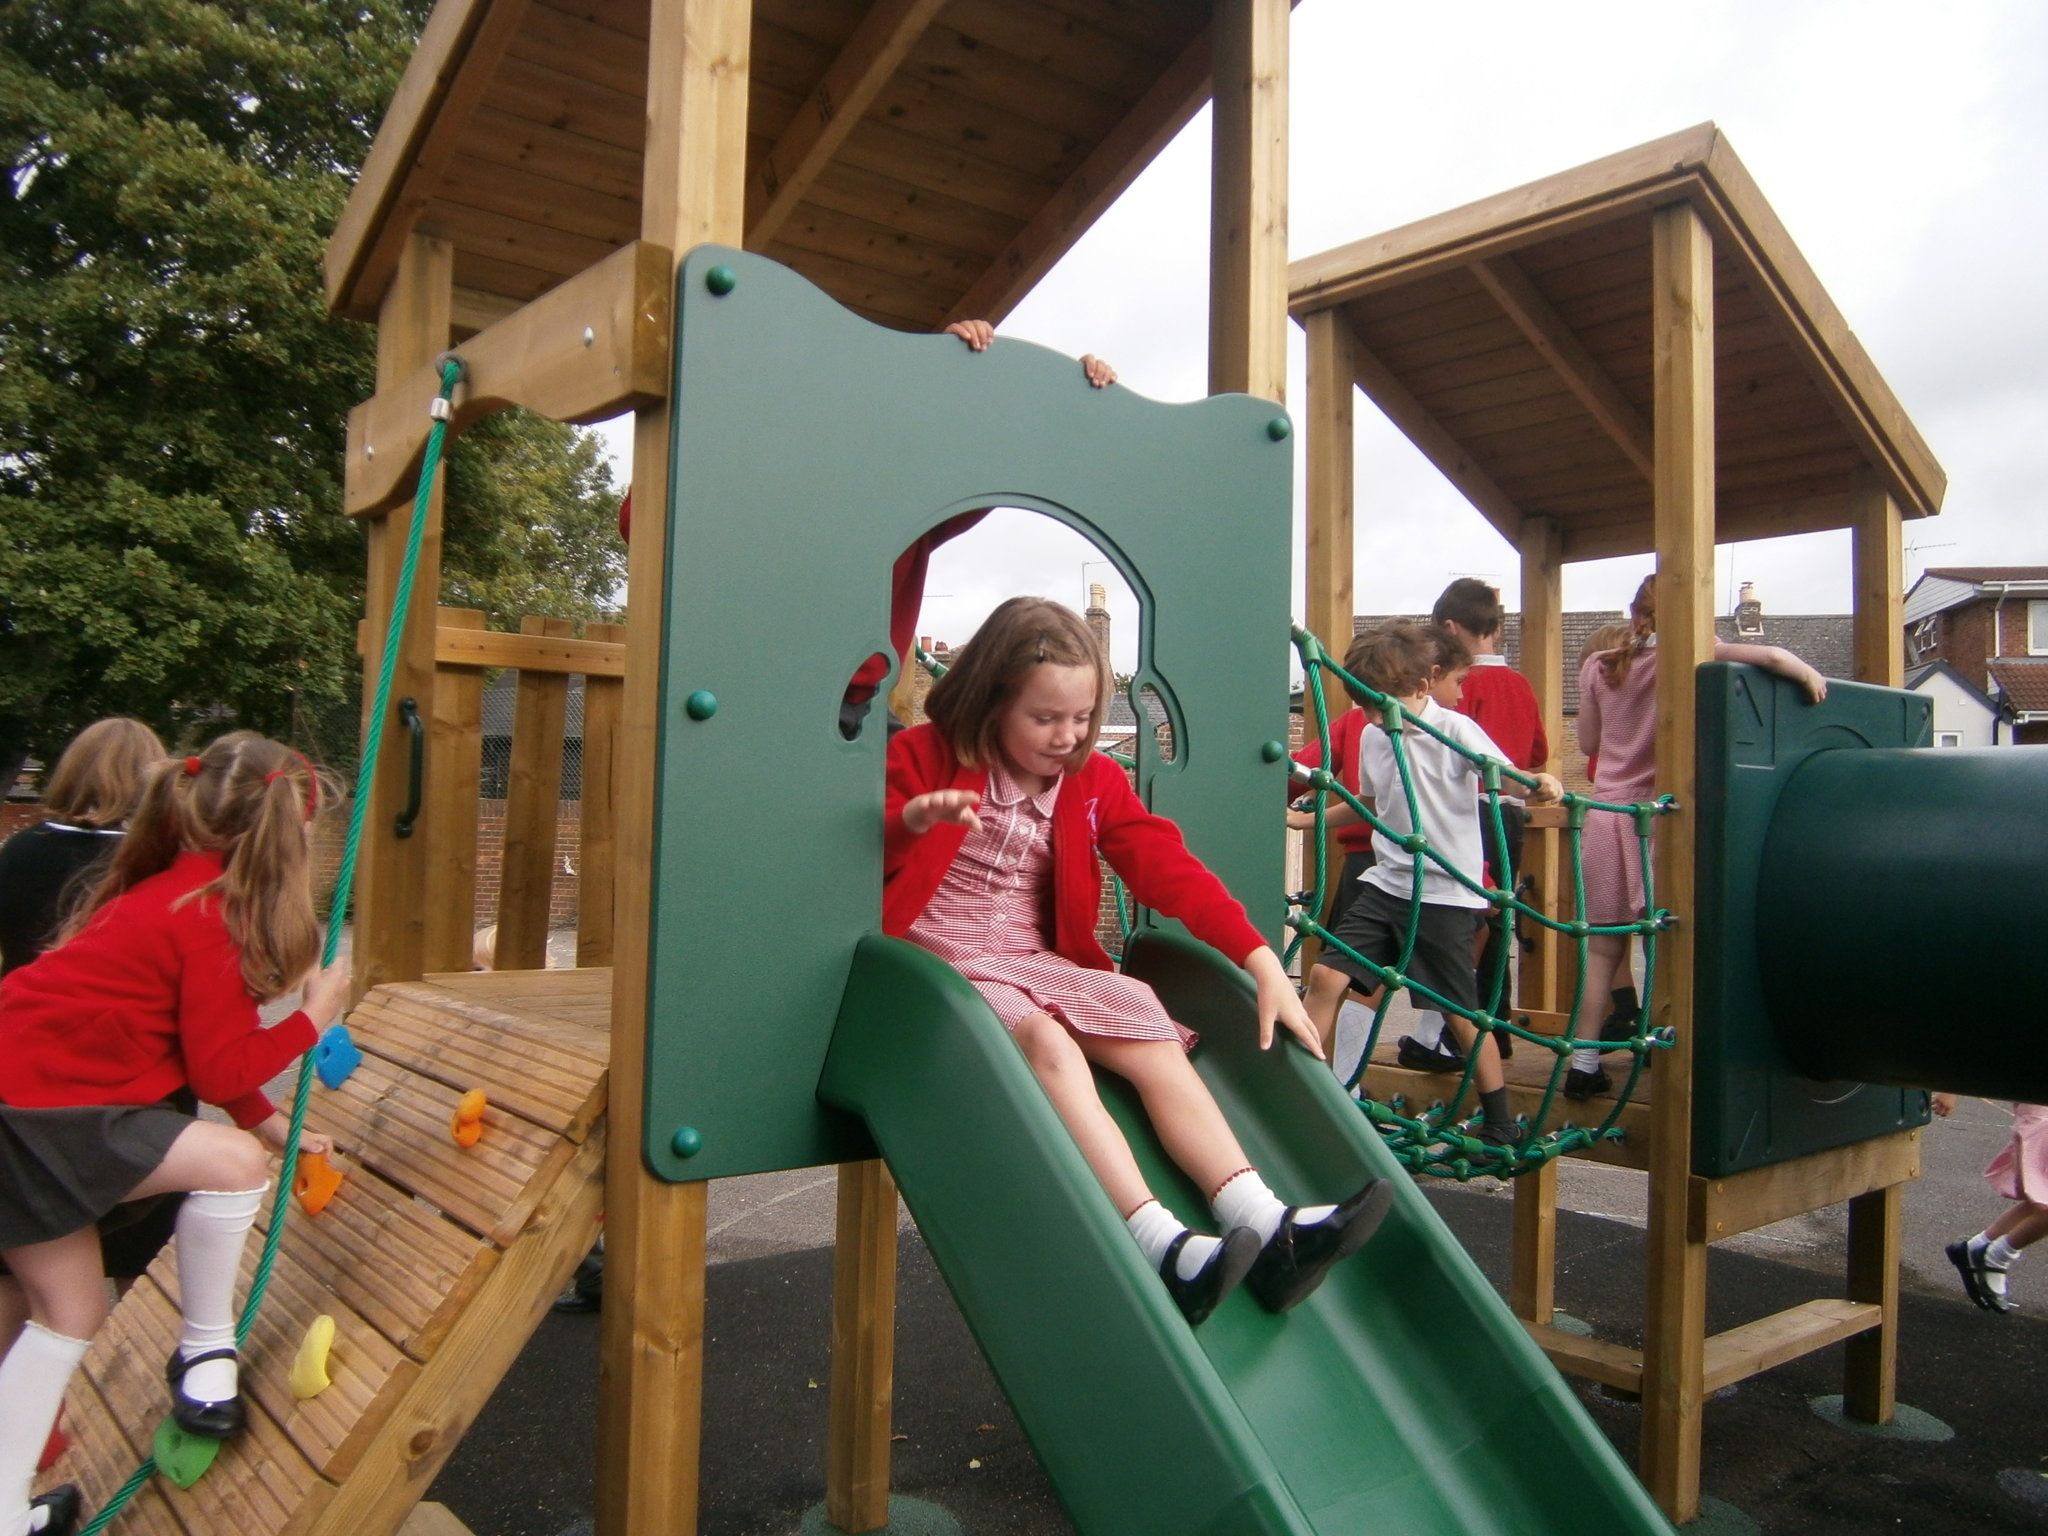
[0,1101,191,1252]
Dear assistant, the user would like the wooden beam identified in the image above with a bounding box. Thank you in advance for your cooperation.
[1687,1129,1921,1243]
[353,232,455,1008]
[1519,514,1563,772]
[1471,255,1653,481]
[1208,0,1288,402]
[326,0,535,319]
[745,0,949,247]
[1851,467,1904,687]
[1303,308,1354,656]
[347,240,672,517]
[1510,1157,1558,1324]
[1843,1185,1902,1422]
[1640,198,1716,1526]
[598,2,750,1533]
[1524,1323,1643,1393]
[1700,1299,1880,1396]
[423,607,488,974]
[943,28,1211,328]
[577,620,625,970]
[827,1160,900,1533]
[438,624,625,677]
[1345,319,1525,546]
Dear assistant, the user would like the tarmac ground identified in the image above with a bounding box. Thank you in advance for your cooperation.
[425,1097,2048,1536]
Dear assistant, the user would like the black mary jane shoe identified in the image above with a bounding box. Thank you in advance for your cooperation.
[1160,1225,1262,1326]
[29,1484,82,1536]
[165,1347,247,1439]
[1245,1178,1395,1314]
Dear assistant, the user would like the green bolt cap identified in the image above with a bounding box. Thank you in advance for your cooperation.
[671,1125,704,1158]
[685,689,718,721]
[1259,739,1287,763]
[705,265,737,295]
[1266,416,1292,441]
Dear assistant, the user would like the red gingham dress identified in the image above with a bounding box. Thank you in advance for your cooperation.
[907,766,1193,1049]
[1577,646,1659,924]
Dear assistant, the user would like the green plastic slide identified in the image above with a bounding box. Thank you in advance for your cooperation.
[819,930,1674,1536]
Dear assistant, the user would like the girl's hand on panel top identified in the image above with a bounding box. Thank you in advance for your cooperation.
[300,960,350,1031]
[255,1111,331,1160]
[1781,653,1828,704]
[1244,946,1324,1059]
[1080,353,1117,388]
[904,789,982,836]
[944,318,994,351]
[1931,1092,1956,1118]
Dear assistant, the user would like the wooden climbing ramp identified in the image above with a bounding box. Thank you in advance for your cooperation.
[34,968,612,1536]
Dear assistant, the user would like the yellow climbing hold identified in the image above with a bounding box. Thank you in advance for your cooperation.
[291,1315,336,1400]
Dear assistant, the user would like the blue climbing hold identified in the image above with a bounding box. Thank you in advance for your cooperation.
[314,1025,364,1091]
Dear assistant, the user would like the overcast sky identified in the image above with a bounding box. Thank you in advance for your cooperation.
[603,0,2046,673]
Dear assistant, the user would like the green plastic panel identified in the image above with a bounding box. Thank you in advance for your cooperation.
[646,246,1292,1181]
[1758,742,2048,1103]
[1692,663,1931,1177]
[820,932,1674,1536]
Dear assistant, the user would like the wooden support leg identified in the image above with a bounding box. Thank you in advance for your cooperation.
[1511,1157,1558,1325]
[827,1160,900,1533]
[1843,1184,1901,1423]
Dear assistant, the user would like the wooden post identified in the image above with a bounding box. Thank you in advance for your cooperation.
[1516,515,1564,1018]
[423,607,487,973]
[1209,0,1289,403]
[1303,309,1354,656]
[354,231,453,1003]
[1511,1157,1559,1324]
[577,620,625,969]
[827,1160,900,1532]
[1640,199,1717,1524]
[499,615,573,970]
[597,1,749,1533]
[1851,469,1904,688]
[1843,1184,1901,1422]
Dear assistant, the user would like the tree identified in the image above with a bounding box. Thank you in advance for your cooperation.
[0,0,623,790]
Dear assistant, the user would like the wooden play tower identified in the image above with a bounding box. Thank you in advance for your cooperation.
[320,3,1296,1533]
[1289,124,1947,1525]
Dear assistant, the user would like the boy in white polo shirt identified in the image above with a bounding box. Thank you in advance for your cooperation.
[1302,622,1562,1149]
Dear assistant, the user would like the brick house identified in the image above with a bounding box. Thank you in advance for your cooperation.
[1903,566,2048,745]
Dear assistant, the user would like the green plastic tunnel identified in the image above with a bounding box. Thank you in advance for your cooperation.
[1756,745,2048,1100]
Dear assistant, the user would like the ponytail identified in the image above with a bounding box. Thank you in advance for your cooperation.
[59,732,327,1000]
[1599,575,1658,689]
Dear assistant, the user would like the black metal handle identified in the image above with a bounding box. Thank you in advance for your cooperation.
[394,697,424,839]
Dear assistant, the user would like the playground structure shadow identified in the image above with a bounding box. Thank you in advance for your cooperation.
[428,1183,2048,1535]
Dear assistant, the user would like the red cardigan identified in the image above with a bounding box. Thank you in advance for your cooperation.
[0,850,316,1129]
[1292,706,1373,853]
[1458,662,1549,771]
[884,723,1266,972]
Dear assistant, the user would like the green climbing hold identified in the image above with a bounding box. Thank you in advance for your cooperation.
[685,690,719,721]
[1266,416,1291,441]
[1259,739,1287,763]
[671,1125,704,1158]
[153,1416,222,1489]
[705,264,737,295]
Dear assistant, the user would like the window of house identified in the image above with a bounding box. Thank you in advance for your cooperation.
[1935,731,1963,748]
[2030,600,2048,655]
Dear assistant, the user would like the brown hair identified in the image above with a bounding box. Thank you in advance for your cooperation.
[1427,624,1473,680]
[1431,577,1503,639]
[1598,575,1657,688]
[1345,622,1440,704]
[41,718,166,829]
[1578,620,1634,670]
[63,731,330,1001]
[924,597,1111,773]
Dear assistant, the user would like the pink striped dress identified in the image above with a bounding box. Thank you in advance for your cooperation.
[907,765,1192,1048]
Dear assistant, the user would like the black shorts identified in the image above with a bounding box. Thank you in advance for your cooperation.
[1317,882,1483,1014]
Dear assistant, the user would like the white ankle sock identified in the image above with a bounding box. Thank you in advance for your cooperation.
[174,1184,266,1403]
[1211,1170,1335,1246]
[1414,1012,1449,1050]
[0,1321,90,1536]
[1569,1045,1602,1073]
[1124,1199,1219,1280]
[1987,1235,2022,1269]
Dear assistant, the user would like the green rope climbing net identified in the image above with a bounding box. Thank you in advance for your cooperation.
[77,356,465,1535]
[1286,623,1673,1181]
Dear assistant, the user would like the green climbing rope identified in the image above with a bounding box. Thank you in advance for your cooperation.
[1286,623,1673,1181]
[76,355,465,1536]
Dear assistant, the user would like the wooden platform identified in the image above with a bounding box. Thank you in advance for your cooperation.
[35,969,612,1536]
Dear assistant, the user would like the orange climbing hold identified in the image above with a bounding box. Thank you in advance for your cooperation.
[451,1089,488,1148]
[294,1151,345,1216]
